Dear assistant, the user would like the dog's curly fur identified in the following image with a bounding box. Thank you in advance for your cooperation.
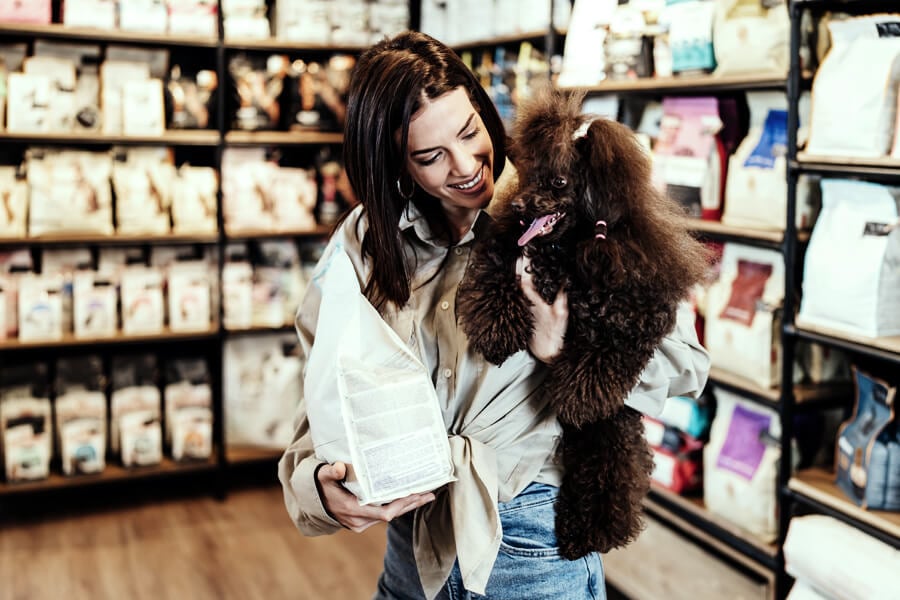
[457,87,708,558]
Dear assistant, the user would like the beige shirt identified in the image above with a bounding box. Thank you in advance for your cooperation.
[279,201,710,598]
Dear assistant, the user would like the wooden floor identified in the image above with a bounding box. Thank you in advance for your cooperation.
[0,485,388,600]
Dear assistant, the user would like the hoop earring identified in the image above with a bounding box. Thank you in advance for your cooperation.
[396,176,415,200]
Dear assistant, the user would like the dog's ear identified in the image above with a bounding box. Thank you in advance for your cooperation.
[576,118,654,224]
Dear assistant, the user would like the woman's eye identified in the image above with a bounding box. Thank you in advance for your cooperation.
[419,153,441,166]
[463,127,481,140]
[551,176,568,189]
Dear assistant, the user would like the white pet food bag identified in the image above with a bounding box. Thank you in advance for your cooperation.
[723,91,817,231]
[705,243,784,388]
[305,243,455,505]
[798,179,900,338]
[806,15,900,158]
[704,389,780,542]
[713,0,789,77]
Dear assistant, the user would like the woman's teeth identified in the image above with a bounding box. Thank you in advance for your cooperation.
[451,169,483,190]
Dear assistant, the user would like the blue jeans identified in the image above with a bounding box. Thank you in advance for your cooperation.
[374,483,606,600]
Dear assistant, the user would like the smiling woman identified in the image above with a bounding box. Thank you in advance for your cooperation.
[278,29,710,600]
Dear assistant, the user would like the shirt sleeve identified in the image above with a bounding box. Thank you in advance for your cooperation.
[625,301,711,417]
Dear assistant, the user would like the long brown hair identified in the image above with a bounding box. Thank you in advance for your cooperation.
[343,31,507,310]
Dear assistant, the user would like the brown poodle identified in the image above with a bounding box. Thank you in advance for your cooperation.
[457,87,708,558]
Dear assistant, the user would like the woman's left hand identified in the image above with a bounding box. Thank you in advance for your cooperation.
[516,255,568,363]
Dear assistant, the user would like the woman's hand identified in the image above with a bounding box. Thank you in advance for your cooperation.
[516,255,569,363]
[316,462,436,532]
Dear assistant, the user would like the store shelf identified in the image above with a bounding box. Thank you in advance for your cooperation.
[226,446,284,465]
[224,325,295,337]
[224,37,366,53]
[562,72,788,95]
[224,225,332,241]
[788,321,900,364]
[683,218,810,250]
[0,22,217,47]
[224,130,343,146]
[792,152,900,183]
[647,485,779,569]
[453,29,556,51]
[708,367,851,410]
[0,326,219,352]
[0,232,219,247]
[0,130,220,146]
[788,468,900,548]
[0,457,218,497]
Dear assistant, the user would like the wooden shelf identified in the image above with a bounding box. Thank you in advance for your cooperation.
[708,366,851,408]
[684,218,811,248]
[0,232,219,246]
[647,486,779,566]
[0,22,217,47]
[0,130,220,146]
[0,458,218,497]
[224,37,366,53]
[562,72,787,95]
[0,326,219,351]
[790,320,900,363]
[794,152,900,182]
[225,130,343,146]
[226,446,283,465]
[708,367,780,405]
[224,225,332,240]
[789,468,900,543]
[453,30,555,51]
[224,325,295,336]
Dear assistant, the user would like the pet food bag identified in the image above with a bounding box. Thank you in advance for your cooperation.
[835,368,900,511]
[664,0,717,74]
[784,515,900,600]
[798,179,900,339]
[643,415,704,494]
[723,92,817,231]
[0,364,51,483]
[305,242,454,505]
[224,333,302,449]
[712,0,788,77]
[652,96,724,220]
[705,243,784,388]
[704,389,780,541]
[806,14,900,158]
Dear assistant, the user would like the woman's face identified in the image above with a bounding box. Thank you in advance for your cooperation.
[402,87,495,227]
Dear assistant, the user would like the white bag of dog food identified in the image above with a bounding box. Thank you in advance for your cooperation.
[806,14,900,158]
[705,243,784,388]
[713,0,789,77]
[798,179,900,338]
[723,91,817,231]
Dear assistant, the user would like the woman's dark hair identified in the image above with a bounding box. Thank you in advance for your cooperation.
[343,30,507,310]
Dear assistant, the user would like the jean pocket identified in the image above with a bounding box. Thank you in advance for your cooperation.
[497,485,562,558]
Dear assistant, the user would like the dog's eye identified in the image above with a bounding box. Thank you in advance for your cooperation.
[551,176,568,189]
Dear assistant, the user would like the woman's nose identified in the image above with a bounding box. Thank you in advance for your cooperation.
[449,145,477,176]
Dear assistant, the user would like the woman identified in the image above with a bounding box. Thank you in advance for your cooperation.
[279,31,710,600]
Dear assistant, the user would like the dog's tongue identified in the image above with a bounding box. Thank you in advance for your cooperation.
[518,214,556,247]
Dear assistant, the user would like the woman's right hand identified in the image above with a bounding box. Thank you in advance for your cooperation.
[316,461,437,532]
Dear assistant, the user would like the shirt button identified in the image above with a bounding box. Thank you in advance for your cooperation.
[454,247,463,256]
[440,300,450,310]
[442,368,453,379]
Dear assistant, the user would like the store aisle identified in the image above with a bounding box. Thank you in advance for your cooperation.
[0,486,387,600]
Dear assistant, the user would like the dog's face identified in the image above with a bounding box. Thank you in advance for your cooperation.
[508,88,653,246]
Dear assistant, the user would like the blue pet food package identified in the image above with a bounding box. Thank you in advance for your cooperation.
[836,368,900,511]
[664,0,717,74]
